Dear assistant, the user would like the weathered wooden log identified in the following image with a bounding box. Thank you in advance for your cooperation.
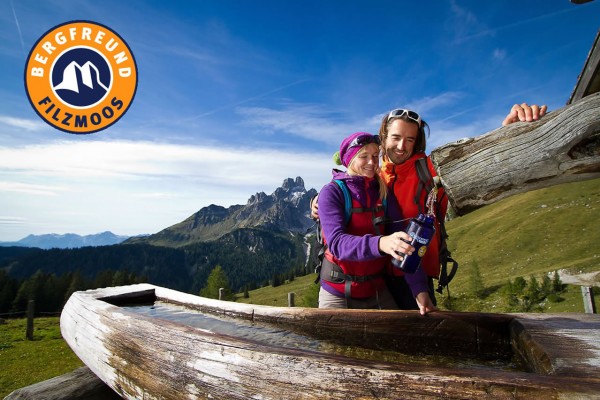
[3,366,121,400]
[431,92,600,215]
[59,284,600,399]
[510,312,600,377]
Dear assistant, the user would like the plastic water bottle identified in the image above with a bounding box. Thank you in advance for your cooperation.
[392,214,436,274]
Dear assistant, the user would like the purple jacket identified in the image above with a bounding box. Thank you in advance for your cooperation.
[319,169,429,298]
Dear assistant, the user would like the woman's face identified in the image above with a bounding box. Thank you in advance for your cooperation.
[349,143,380,179]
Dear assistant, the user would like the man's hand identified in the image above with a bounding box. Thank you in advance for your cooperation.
[502,103,547,126]
[415,292,438,316]
[310,194,319,220]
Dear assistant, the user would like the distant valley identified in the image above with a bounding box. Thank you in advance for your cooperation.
[0,231,133,249]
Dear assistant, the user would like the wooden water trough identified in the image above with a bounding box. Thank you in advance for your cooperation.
[57,283,600,399]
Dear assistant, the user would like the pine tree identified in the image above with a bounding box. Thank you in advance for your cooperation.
[552,271,563,293]
[0,270,18,313]
[505,277,527,310]
[513,276,527,292]
[271,273,282,288]
[94,270,115,289]
[526,276,542,304]
[200,265,235,301]
[64,271,87,304]
[11,270,45,313]
[541,273,552,297]
[112,270,130,286]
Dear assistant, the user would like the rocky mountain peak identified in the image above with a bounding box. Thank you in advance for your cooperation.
[247,191,269,205]
[281,176,305,191]
[135,177,318,246]
[272,177,308,205]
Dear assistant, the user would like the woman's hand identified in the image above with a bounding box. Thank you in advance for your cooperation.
[378,231,414,261]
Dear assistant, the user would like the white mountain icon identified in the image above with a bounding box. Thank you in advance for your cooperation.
[54,61,110,93]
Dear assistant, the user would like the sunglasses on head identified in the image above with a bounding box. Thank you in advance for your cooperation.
[348,134,381,149]
[387,109,421,125]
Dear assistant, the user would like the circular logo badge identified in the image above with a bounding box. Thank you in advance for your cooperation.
[24,21,137,134]
[418,246,427,257]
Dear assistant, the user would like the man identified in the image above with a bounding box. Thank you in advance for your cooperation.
[312,103,547,315]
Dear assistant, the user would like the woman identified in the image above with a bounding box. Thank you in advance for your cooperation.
[317,131,420,309]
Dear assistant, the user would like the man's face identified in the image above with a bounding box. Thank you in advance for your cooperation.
[383,119,418,165]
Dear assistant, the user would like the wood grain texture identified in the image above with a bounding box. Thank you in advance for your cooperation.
[3,367,121,400]
[431,92,600,215]
[58,284,600,399]
[569,29,600,104]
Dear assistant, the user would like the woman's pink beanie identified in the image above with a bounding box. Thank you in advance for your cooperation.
[333,132,379,167]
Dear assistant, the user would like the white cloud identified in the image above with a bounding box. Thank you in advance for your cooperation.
[428,114,505,151]
[0,181,68,196]
[0,115,46,132]
[0,140,323,181]
[237,104,362,145]
[448,0,490,43]
[449,3,579,44]
[0,216,28,225]
[132,192,180,199]
[493,48,507,61]
[0,139,333,240]
[405,92,466,116]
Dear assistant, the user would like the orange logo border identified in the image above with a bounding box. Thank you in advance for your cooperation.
[24,20,138,134]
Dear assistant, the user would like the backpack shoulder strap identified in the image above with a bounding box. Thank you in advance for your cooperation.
[332,179,352,225]
[414,157,433,214]
[314,179,351,284]
[415,157,433,188]
[414,158,460,293]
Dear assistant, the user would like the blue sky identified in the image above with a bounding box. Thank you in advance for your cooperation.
[0,0,598,241]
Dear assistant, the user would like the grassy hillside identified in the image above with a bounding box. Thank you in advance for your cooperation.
[238,177,600,312]
[237,273,320,307]
[0,317,83,398]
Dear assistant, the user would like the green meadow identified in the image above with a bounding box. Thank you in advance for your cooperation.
[0,317,83,398]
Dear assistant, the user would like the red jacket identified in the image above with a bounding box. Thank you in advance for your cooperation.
[381,153,448,279]
[322,191,388,299]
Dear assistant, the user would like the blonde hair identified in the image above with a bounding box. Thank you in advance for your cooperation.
[347,145,388,201]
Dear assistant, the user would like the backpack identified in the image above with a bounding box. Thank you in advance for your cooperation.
[414,158,459,294]
[313,179,386,284]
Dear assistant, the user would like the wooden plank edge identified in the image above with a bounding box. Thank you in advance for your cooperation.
[3,366,121,400]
